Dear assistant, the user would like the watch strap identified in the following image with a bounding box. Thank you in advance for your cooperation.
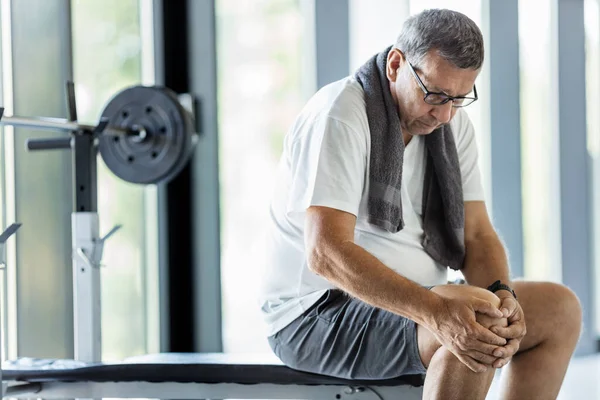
[487,280,517,299]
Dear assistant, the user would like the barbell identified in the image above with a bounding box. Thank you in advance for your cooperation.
[0,85,196,184]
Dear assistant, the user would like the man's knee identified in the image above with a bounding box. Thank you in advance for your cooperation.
[553,284,582,326]
[512,281,583,350]
[534,282,582,333]
[417,284,504,367]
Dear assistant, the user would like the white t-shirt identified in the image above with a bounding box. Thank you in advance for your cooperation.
[259,77,485,336]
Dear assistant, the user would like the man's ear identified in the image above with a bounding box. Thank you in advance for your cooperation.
[386,48,405,82]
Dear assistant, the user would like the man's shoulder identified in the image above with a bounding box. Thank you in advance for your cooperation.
[301,77,368,132]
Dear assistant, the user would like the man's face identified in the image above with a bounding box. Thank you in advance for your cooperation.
[387,48,479,137]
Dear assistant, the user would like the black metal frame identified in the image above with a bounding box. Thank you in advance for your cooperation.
[72,135,97,212]
[160,0,195,353]
[66,81,97,213]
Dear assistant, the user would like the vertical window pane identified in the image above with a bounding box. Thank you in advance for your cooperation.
[585,0,600,335]
[349,0,409,71]
[519,0,561,281]
[71,0,157,361]
[217,0,309,353]
[10,0,73,359]
[0,0,8,359]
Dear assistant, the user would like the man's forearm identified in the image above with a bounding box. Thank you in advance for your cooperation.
[462,231,512,289]
[309,241,441,328]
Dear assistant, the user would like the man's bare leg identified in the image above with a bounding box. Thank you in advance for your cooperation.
[421,346,496,400]
[417,285,506,400]
[496,281,582,400]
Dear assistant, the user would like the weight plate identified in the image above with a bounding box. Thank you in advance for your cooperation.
[98,86,194,184]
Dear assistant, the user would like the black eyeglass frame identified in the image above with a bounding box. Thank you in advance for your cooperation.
[406,61,478,108]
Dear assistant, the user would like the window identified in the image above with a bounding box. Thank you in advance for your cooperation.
[8,0,74,359]
[585,0,600,335]
[71,0,159,361]
[349,0,410,71]
[0,0,8,359]
[216,0,310,353]
[518,0,562,282]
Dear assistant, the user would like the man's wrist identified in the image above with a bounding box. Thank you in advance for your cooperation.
[494,289,516,299]
[487,280,517,299]
[417,289,445,330]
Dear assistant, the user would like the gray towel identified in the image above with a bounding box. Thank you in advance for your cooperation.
[355,46,465,270]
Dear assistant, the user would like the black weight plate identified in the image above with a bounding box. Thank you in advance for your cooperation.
[98,86,194,184]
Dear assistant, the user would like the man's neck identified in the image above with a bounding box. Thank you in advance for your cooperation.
[402,130,412,146]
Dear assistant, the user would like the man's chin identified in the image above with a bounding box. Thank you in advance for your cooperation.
[410,127,437,136]
[408,121,440,136]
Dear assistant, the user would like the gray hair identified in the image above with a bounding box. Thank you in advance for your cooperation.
[394,9,484,69]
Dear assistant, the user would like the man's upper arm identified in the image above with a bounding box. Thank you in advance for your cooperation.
[304,206,356,272]
[464,200,495,244]
[305,206,356,247]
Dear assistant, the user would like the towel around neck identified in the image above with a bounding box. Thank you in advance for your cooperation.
[354,46,466,270]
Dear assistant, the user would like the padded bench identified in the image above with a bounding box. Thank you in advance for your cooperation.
[2,352,425,399]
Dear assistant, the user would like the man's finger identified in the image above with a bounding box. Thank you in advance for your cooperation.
[474,324,507,346]
[473,299,503,319]
[492,356,512,369]
[501,338,521,358]
[456,353,488,373]
[465,350,497,366]
[464,341,504,357]
[491,322,526,339]
[499,296,518,318]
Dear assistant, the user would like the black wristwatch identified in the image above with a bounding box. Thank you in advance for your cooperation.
[487,280,517,300]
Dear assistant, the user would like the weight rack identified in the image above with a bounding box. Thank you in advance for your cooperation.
[0,81,196,367]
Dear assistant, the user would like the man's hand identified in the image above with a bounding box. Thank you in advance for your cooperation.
[489,291,526,368]
[430,296,507,373]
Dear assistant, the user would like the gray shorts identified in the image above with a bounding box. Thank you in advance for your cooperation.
[268,289,427,380]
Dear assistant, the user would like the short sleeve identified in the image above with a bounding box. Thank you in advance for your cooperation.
[286,116,367,216]
[451,110,485,201]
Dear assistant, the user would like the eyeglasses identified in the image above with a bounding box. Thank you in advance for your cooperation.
[406,61,478,108]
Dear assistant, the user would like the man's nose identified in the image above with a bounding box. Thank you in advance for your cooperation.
[431,101,453,124]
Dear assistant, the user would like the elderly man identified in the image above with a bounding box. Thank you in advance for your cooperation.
[259,8,582,400]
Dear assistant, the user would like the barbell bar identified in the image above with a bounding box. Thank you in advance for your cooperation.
[0,85,196,184]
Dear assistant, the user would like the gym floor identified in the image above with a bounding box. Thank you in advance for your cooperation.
[486,354,600,399]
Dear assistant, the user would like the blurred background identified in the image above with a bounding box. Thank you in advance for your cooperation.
[0,0,597,374]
